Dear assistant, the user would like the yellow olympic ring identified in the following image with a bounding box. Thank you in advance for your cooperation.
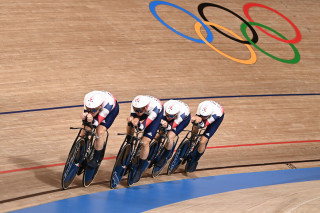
[194,21,257,65]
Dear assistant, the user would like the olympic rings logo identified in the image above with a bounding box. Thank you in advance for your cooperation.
[149,1,301,65]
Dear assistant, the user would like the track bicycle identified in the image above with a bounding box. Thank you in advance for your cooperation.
[167,123,205,175]
[110,124,143,189]
[147,126,179,178]
[61,120,108,189]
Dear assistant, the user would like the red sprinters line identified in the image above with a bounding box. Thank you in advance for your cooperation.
[0,156,116,175]
[1,140,319,175]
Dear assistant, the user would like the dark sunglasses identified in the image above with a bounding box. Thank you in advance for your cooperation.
[165,112,177,119]
[200,115,209,120]
[133,106,145,113]
[87,106,100,113]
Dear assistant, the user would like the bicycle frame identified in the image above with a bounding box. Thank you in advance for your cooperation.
[152,127,179,160]
[62,121,100,189]
[189,126,205,149]
[180,124,206,162]
[129,130,143,165]
[117,127,144,168]
[148,127,168,161]
[70,126,97,161]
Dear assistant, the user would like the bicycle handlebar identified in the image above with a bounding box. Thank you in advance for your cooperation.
[127,121,142,133]
[70,119,96,136]
[70,127,81,130]
[82,119,94,129]
[159,126,167,132]
[191,121,205,129]
[117,122,143,140]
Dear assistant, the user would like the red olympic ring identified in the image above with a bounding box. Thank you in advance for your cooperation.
[243,3,301,44]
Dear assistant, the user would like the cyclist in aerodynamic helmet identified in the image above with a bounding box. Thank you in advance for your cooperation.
[126,95,163,184]
[80,90,119,168]
[154,99,191,169]
[187,100,224,172]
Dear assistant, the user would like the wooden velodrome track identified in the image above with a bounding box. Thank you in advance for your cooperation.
[0,0,320,212]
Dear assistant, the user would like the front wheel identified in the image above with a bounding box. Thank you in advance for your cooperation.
[61,139,85,190]
[110,143,132,189]
[167,140,190,175]
[83,142,107,187]
[151,155,166,178]
[127,143,142,186]
[147,140,160,169]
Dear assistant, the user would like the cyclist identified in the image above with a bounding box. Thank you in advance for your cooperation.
[127,95,163,184]
[154,99,191,168]
[80,90,119,168]
[186,100,224,172]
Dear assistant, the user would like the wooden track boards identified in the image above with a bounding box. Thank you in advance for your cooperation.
[0,0,319,212]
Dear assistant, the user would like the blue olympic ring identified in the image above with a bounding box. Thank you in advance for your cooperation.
[149,0,213,44]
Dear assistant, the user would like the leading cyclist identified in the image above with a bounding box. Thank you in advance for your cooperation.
[80,90,119,169]
[187,100,224,172]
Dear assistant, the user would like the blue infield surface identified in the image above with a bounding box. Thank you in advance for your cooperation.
[12,167,320,213]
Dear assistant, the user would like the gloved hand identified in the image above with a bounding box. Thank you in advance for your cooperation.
[199,121,205,128]
[86,113,94,123]
[138,123,145,131]
[80,112,88,120]
[166,124,172,131]
[161,120,168,128]
[92,119,99,128]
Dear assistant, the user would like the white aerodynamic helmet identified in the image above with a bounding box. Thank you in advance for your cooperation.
[84,91,104,109]
[132,95,149,113]
[199,101,213,117]
[165,101,180,118]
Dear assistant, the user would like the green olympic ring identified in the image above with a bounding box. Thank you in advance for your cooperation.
[241,22,300,64]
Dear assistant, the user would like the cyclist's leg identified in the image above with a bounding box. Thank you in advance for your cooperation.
[155,131,175,167]
[186,135,206,173]
[139,109,162,160]
[88,103,119,168]
[198,114,224,153]
[157,115,191,167]
[139,136,151,159]
[132,136,151,183]
[87,125,107,168]
[165,131,176,150]
[132,110,162,183]
[187,114,224,172]
[95,125,108,149]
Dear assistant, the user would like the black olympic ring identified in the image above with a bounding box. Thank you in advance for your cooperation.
[198,3,259,44]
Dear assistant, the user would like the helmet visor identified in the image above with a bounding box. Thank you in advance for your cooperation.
[200,115,209,120]
[165,112,177,119]
[87,106,101,113]
[133,106,145,113]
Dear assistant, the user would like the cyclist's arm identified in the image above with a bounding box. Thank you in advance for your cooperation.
[95,103,113,126]
[171,111,189,129]
[204,114,220,127]
[170,117,182,130]
[141,112,156,129]
[139,106,160,129]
